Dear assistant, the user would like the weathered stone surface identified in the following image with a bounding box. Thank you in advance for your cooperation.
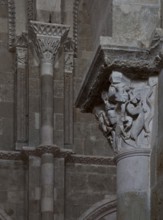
[65,163,116,220]
[118,192,149,220]
[0,160,26,220]
[112,2,159,47]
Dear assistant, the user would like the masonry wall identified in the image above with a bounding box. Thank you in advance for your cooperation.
[0,160,26,220]
[65,163,116,220]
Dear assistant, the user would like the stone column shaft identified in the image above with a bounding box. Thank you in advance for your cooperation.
[115,150,150,220]
[41,153,54,220]
[40,61,54,145]
[29,156,41,220]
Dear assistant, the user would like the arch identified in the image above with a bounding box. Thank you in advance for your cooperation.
[0,208,12,220]
[78,198,117,220]
[73,0,81,57]
[8,0,16,50]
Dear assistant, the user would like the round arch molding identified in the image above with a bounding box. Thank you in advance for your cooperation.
[73,0,81,56]
[78,198,117,220]
[0,208,12,220]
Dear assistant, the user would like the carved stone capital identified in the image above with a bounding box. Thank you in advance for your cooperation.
[16,34,28,66]
[29,21,69,63]
[76,29,162,155]
[93,71,157,154]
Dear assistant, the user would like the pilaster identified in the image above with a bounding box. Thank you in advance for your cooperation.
[15,34,28,150]
[64,38,74,148]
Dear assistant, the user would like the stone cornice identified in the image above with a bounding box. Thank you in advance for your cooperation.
[29,21,69,62]
[66,154,114,166]
[30,21,69,38]
[76,30,163,113]
[0,148,115,166]
[0,150,22,160]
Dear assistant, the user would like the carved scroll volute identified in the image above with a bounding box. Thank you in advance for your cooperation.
[94,71,158,154]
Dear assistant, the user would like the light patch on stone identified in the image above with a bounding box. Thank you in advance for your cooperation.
[35,112,40,130]
[35,187,41,200]
[90,136,96,141]
[0,118,3,135]
[36,0,61,11]
[0,18,8,33]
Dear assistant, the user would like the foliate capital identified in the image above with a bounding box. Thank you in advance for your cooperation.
[29,20,69,63]
[16,34,28,66]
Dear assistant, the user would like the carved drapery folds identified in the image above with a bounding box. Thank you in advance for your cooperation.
[94,71,157,154]
[29,21,69,63]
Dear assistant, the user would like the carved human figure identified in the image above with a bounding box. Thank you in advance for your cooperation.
[126,93,145,144]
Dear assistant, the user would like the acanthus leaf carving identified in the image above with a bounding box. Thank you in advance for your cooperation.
[29,21,70,63]
[35,36,60,62]
[94,71,157,154]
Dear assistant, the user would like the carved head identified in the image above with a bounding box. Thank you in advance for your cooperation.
[108,71,130,103]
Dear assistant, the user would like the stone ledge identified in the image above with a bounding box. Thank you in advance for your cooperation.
[66,154,115,166]
[0,148,115,166]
